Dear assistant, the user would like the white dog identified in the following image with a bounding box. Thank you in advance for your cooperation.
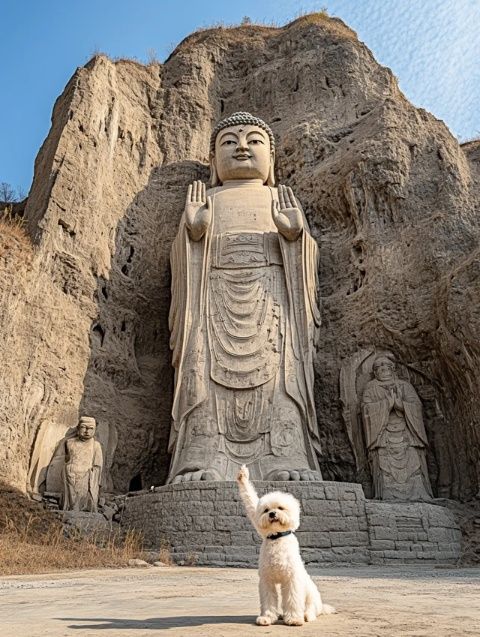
[236,465,335,626]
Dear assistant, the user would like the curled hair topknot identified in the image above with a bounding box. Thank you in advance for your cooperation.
[210,112,275,152]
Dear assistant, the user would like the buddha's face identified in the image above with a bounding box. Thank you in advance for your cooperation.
[373,359,395,382]
[77,420,96,441]
[213,124,272,183]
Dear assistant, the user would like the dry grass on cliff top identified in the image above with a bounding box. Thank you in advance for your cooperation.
[0,482,145,576]
[0,206,33,261]
[166,11,355,61]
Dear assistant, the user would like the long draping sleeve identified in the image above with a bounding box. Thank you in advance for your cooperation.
[88,441,103,507]
[277,193,322,454]
[401,381,429,447]
[169,217,192,423]
[168,206,213,453]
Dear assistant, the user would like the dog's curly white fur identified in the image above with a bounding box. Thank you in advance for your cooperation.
[236,465,335,626]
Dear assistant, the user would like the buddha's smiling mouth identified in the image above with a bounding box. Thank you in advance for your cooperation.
[233,154,251,160]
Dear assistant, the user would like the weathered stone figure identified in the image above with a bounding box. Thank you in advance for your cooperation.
[62,416,103,512]
[168,112,322,482]
[361,355,433,501]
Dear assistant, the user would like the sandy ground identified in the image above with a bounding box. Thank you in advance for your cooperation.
[0,565,479,636]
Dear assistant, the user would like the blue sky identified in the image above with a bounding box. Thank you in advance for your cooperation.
[1,0,479,195]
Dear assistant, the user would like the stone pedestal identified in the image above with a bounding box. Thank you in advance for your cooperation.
[121,481,461,566]
[58,510,114,539]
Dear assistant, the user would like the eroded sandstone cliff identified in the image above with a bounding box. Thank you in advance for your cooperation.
[1,14,478,497]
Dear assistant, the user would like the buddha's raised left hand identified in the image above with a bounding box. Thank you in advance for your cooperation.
[272,184,304,241]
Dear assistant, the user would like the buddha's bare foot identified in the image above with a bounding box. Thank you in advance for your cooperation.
[172,469,223,483]
[266,469,322,481]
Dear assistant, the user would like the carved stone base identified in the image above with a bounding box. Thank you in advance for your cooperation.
[121,481,461,566]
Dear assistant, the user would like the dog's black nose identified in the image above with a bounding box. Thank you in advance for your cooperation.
[269,511,276,519]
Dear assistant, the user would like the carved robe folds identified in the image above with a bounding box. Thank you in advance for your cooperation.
[362,379,433,501]
[63,437,103,512]
[168,183,321,480]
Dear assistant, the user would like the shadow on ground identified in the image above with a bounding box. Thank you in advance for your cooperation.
[61,615,255,630]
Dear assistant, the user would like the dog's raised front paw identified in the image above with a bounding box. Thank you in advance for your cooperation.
[256,615,272,626]
[236,464,249,483]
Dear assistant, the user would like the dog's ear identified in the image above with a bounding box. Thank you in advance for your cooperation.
[289,497,301,530]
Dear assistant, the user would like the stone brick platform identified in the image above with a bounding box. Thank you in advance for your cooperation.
[121,481,461,566]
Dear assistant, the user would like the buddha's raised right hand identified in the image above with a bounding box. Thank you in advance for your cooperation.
[184,180,212,241]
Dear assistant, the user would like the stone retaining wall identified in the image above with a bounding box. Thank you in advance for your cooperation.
[121,481,461,566]
[365,501,461,564]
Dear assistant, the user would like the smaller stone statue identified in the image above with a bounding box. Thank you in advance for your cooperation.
[62,416,103,512]
[361,355,433,501]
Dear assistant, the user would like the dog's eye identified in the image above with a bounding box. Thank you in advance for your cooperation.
[278,506,284,510]
[264,508,269,513]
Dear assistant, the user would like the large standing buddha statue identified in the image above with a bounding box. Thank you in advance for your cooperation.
[168,112,322,482]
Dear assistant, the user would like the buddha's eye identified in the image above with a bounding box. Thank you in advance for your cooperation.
[222,140,236,145]
[249,139,263,145]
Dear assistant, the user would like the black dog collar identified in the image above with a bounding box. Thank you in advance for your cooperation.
[266,530,293,541]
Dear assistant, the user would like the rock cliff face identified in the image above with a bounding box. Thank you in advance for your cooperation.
[1,14,478,498]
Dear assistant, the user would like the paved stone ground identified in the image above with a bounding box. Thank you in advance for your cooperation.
[1,566,478,636]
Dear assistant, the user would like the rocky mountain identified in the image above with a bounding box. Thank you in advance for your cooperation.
[1,13,478,498]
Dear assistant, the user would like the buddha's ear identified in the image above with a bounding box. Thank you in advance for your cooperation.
[209,153,220,187]
[267,149,275,186]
